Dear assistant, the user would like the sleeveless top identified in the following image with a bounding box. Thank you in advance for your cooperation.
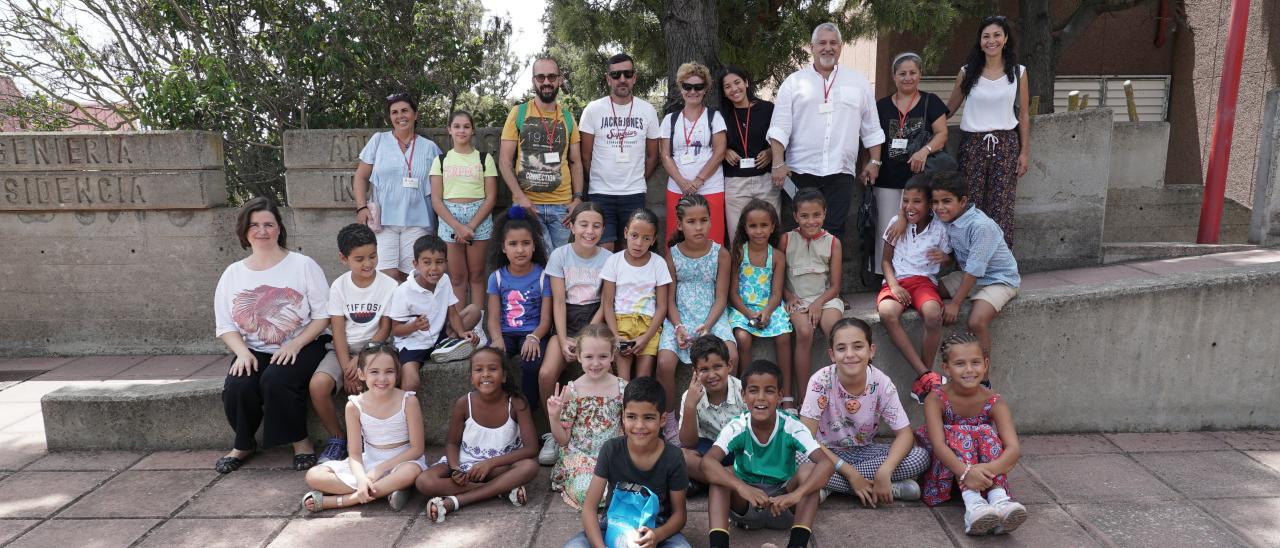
[784,229,835,301]
[350,391,415,449]
[458,393,524,469]
[959,65,1025,133]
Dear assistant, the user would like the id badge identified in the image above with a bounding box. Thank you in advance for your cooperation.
[891,138,909,151]
[401,177,419,189]
[818,102,834,114]
[543,151,561,164]
[616,151,632,163]
[739,158,756,169]
[680,153,697,165]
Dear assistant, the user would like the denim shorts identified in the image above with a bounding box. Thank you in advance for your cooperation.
[438,200,494,242]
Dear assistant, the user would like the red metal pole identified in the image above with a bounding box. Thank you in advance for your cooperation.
[1197,0,1251,243]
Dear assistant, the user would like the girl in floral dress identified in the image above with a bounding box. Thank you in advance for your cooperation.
[916,332,1027,536]
[545,324,627,509]
[726,199,795,406]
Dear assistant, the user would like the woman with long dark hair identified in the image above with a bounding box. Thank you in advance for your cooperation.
[946,15,1030,247]
[719,65,776,238]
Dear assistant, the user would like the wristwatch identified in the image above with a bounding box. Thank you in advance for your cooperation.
[869,159,883,166]
[572,192,585,200]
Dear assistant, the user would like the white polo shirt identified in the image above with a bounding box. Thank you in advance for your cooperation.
[883,215,951,282]
[386,273,458,350]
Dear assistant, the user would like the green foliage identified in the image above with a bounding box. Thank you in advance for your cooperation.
[0,0,524,202]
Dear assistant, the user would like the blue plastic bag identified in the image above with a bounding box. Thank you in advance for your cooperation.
[603,483,659,548]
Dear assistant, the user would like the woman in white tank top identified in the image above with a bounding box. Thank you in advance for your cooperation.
[946,15,1031,247]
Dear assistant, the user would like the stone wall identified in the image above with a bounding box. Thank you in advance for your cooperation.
[1110,122,1170,190]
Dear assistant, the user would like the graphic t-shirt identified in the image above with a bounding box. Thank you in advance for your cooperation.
[721,101,775,178]
[214,252,330,353]
[874,92,949,189]
[500,102,582,204]
[800,364,910,449]
[579,96,661,195]
[600,251,672,317]
[326,271,398,345]
[660,110,727,194]
[386,273,459,350]
[486,265,552,335]
[545,244,610,305]
[430,149,497,201]
[593,436,689,522]
[713,411,822,485]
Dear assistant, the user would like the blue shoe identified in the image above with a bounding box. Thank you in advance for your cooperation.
[317,437,347,464]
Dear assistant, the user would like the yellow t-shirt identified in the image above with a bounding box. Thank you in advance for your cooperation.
[430,150,497,201]
[500,102,581,204]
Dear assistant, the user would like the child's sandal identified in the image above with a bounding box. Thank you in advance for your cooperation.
[301,490,325,513]
[427,495,458,523]
[507,486,527,507]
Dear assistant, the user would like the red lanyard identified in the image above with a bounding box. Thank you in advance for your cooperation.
[531,102,560,151]
[400,135,417,177]
[610,99,635,153]
[733,104,751,155]
[682,108,704,149]
[816,64,839,103]
[895,92,919,137]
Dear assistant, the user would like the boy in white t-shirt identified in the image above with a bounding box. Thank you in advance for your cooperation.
[388,235,482,392]
[311,224,399,464]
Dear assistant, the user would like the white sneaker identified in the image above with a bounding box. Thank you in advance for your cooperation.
[537,432,559,466]
[964,500,1001,535]
[430,337,474,363]
[472,317,489,348]
[992,499,1027,534]
[818,488,831,503]
[891,479,921,501]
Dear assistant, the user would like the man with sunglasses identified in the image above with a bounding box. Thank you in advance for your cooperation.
[768,21,885,239]
[499,56,584,250]
[578,53,662,251]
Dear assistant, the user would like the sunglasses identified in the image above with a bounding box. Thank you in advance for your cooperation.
[385,93,412,104]
[608,70,636,80]
[681,82,707,92]
[362,340,395,351]
[533,73,561,83]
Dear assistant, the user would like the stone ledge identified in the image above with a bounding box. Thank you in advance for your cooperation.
[0,170,227,210]
[0,132,225,172]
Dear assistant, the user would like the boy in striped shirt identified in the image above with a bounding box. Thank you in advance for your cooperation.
[701,360,835,548]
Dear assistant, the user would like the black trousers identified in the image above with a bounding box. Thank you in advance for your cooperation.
[222,338,327,451]
[791,172,857,239]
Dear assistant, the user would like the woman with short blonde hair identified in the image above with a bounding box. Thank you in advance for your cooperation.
[659,61,728,243]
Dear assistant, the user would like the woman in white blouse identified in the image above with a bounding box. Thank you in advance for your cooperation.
[947,15,1030,247]
[213,197,330,474]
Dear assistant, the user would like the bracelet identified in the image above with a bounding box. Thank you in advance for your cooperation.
[833,459,844,473]
[356,205,369,213]
[771,163,788,171]
[959,463,973,482]
[924,144,934,153]
[525,334,540,341]
[675,324,685,332]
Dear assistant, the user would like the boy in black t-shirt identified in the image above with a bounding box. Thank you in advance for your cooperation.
[567,377,691,548]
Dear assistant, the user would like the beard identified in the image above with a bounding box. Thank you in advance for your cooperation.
[817,54,838,69]
[611,83,632,98]
[536,85,560,103]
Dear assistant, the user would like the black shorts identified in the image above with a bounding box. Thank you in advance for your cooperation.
[565,302,600,337]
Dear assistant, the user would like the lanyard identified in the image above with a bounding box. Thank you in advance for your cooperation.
[816,64,839,103]
[400,135,417,177]
[732,104,751,155]
[682,107,705,149]
[895,92,919,137]
[610,99,635,153]
[531,102,561,152]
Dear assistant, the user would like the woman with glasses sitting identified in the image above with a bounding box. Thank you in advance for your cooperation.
[659,62,728,244]
[353,92,444,282]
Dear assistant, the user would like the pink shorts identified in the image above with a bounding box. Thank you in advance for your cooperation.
[877,275,942,313]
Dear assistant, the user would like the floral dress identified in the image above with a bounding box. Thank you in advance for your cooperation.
[914,391,1011,506]
[659,242,734,362]
[552,377,627,509]
[727,245,792,337]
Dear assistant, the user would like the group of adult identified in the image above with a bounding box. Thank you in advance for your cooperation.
[209,16,1031,471]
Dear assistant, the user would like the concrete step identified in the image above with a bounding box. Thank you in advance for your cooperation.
[1105,185,1251,244]
[1102,242,1262,264]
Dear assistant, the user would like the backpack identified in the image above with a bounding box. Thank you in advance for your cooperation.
[438,149,489,171]
[515,102,576,153]
[666,108,718,157]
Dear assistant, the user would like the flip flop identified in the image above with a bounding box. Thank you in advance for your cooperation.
[301,490,325,513]
[293,453,317,471]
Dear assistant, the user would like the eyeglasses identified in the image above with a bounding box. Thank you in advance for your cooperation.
[608,70,636,80]
[533,73,561,83]
[680,82,707,92]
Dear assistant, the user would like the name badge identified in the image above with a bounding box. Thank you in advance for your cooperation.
[818,102,834,114]
[739,158,756,169]
[891,138,909,151]
[616,151,632,163]
[543,151,561,164]
[401,177,419,189]
[680,153,697,165]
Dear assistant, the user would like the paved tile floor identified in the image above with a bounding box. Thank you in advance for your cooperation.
[2,250,1279,546]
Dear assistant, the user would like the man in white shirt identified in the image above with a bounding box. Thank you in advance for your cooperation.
[580,53,662,251]
[768,22,886,238]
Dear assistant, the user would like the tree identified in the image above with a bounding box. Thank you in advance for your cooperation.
[0,0,524,201]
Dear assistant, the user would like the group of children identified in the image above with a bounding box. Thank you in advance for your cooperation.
[298,126,1030,545]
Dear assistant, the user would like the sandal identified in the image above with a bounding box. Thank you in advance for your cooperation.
[214,454,251,474]
[427,495,458,523]
[301,490,325,513]
[292,453,318,471]
[389,488,411,512]
[506,486,527,507]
